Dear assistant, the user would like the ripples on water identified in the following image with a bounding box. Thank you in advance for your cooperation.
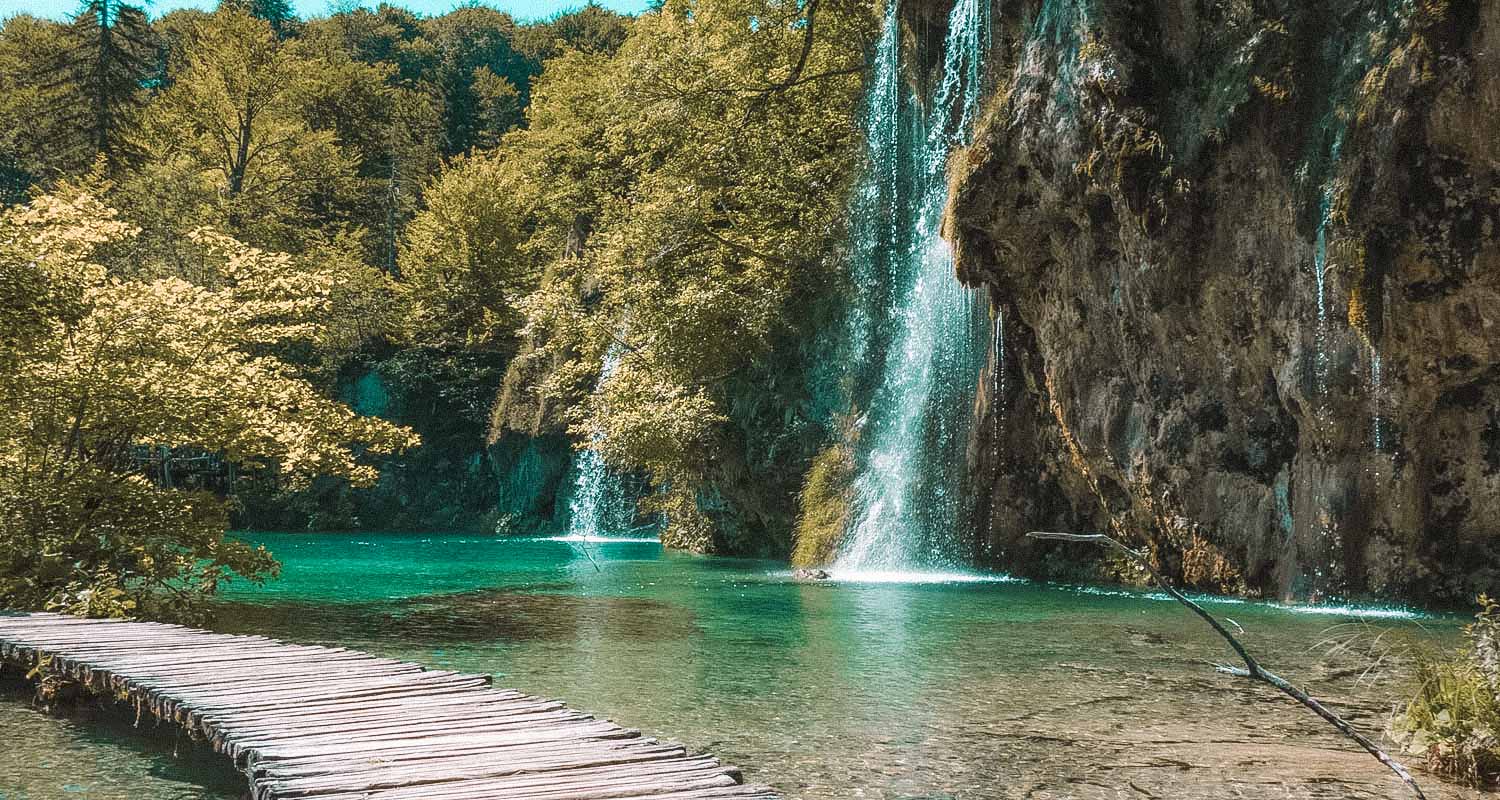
[0,532,1472,800]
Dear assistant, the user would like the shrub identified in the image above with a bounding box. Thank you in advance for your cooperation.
[1392,595,1500,786]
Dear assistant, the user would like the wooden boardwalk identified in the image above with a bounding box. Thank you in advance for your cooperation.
[0,612,778,800]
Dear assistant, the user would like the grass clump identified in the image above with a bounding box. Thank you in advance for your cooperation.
[1393,595,1500,786]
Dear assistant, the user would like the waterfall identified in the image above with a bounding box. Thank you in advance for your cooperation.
[1308,181,1340,594]
[1370,347,1384,452]
[559,344,652,542]
[1309,130,1345,426]
[993,308,1006,422]
[1312,195,1331,405]
[842,2,903,374]
[834,0,991,574]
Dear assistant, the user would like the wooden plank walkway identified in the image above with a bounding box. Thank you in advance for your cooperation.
[0,612,779,800]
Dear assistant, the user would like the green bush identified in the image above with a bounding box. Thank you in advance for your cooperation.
[1393,595,1500,786]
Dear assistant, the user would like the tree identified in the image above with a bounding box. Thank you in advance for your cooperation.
[0,189,419,620]
[399,151,535,349]
[0,1,154,178]
[504,0,875,550]
[68,0,156,169]
[0,14,64,192]
[418,7,535,156]
[133,9,355,250]
[218,0,297,37]
[513,4,631,63]
[295,36,442,268]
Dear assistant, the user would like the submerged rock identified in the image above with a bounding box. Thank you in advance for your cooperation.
[943,0,1500,603]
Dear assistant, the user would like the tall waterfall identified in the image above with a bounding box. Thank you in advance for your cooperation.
[835,0,991,574]
[560,345,649,542]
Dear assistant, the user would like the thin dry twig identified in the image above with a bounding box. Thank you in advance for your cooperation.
[1027,530,1427,799]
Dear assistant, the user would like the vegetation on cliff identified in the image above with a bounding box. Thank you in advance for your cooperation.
[492,0,876,552]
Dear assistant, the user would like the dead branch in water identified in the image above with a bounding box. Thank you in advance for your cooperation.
[1027,530,1426,799]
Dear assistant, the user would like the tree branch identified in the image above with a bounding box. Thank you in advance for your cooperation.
[768,0,821,95]
[1026,530,1426,799]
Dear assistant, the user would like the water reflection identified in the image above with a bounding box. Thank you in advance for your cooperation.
[0,675,246,800]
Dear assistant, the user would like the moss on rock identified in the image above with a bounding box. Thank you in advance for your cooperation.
[791,442,856,568]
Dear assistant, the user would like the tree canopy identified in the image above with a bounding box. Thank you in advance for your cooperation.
[0,0,876,616]
[0,187,417,619]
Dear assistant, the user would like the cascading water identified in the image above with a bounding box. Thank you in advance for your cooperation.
[834,0,991,575]
[841,2,903,375]
[992,308,1006,423]
[559,344,652,542]
[1370,349,1385,452]
[1307,182,1341,594]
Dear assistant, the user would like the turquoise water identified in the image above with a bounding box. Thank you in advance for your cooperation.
[0,533,1471,799]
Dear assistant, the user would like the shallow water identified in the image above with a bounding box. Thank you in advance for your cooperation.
[0,533,1474,799]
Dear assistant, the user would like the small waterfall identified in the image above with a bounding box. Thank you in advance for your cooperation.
[835,0,991,574]
[992,308,1006,422]
[1312,198,1330,400]
[1308,129,1347,429]
[842,2,903,372]
[1307,183,1341,596]
[1370,347,1384,453]
[560,345,651,542]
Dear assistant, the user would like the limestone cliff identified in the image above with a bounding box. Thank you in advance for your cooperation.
[945,0,1500,602]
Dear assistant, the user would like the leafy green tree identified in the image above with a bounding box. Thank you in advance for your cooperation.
[0,14,64,192]
[514,4,631,62]
[0,189,418,620]
[399,151,535,349]
[299,4,428,83]
[132,9,355,250]
[218,0,297,36]
[418,7,534,156]
[506,0,874,550]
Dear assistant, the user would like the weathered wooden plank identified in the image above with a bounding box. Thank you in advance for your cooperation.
[0,611,777,800]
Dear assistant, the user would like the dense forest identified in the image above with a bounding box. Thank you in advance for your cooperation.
[0,0,877,618]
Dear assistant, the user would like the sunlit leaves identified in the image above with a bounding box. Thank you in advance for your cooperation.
[0,191,417,618]
[133,9,355,251]
[399,151,535,349]
[498,0,874,546]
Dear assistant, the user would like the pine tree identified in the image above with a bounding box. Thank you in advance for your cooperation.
[23,0,156,174]
[0,2,153,178]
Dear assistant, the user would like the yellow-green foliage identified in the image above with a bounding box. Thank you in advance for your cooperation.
[1251,71,1293,104]
[0,189,419,620]
[133,9,359,252]
[1355,0,1449,128]
[503,0,876,545]
[399,151,536,349]
[1394,596,1500,786]
[791,442,855,568]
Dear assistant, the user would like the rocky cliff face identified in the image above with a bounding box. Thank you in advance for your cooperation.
[944,0,1500,602]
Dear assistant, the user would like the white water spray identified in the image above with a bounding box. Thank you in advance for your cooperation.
[835,0,991,574]
[557,344,654,543]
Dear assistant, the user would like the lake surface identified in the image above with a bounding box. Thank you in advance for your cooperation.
[0,532,1474,799]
